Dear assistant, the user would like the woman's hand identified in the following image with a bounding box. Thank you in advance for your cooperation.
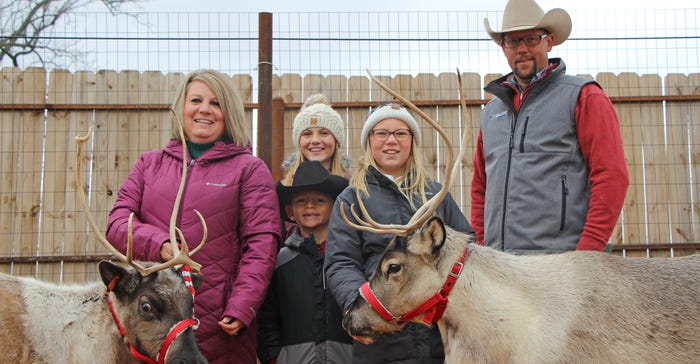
[160,241,174,261]
[218,316,246,336]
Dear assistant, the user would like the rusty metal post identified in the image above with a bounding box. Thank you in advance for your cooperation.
[271,96,285,181]
[257,12,273,169]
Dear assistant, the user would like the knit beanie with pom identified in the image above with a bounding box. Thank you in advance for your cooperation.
[360,103,422,150]
[292,94,344,147]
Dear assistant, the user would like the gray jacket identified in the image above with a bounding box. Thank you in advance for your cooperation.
[481,59,594,253]
[325,166,472,364]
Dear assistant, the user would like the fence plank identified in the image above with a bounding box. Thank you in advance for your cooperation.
[0,67,23,275]
[434,72,460,200]
[598,73,647,257]
[457,72,482,218]
[413,73,438,182]
[10,68,46,276]
[636,74,669,257]
[278,73,302,167]
[42,70,74,283]
[303,74,324,97]
[66,70,98,280]
[347,76,369,164]
[665,73,700,256]
[325,75,349,174]
[72,69,117,282]
[232,73,254,139]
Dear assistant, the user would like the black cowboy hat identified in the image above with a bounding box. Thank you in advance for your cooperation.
[276,160,349,222]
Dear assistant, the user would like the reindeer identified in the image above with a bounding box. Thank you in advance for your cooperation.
[340,72,700,363]
[0,127,208,364]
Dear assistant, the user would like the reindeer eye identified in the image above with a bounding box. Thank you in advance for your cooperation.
[140,301,153,313]
[387,264,402,274]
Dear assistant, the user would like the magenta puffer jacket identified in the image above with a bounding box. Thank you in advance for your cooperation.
[106,139,281,363]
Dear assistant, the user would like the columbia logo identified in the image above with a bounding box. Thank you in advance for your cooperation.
[205,182,227,187]
[491,111,508,120]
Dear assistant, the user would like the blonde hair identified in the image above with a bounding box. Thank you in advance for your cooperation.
[170,69,249,146]
[281,140,349,185]
[350,137,429,208]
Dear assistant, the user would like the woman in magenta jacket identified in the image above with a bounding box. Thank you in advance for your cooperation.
[106,69,281,363]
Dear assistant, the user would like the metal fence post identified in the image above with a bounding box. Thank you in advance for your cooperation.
[257,12,273,170]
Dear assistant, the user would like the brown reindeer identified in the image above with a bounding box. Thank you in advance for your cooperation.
[340,72,700,363]
[0,126,208,364]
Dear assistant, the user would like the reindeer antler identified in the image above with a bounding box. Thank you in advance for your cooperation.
[340,69,470,236]
[75,118,207,275]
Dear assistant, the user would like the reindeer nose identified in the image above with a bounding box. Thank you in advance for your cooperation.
[342,305,368,336]
[343,312,376,345]
[342,310,354,332]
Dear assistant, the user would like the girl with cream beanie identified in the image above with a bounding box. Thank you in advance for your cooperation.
[281,94,352,185]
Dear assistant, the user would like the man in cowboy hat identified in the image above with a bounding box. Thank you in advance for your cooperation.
[258,160,352,364]
[471,0,629,254]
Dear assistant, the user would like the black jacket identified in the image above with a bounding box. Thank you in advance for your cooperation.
[326,166,473,364]
[258,230,352,364]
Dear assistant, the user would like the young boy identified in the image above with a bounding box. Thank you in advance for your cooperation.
[257,160,352,364]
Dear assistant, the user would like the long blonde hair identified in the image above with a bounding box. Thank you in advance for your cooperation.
[170,69,249,146]
[350,137,428,208]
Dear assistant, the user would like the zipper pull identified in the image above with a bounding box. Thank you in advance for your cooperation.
[189,159,196,167]
[561,175,569,195]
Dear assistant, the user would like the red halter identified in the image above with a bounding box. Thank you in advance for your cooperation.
[106,267,199,364]
[359,247,467,326]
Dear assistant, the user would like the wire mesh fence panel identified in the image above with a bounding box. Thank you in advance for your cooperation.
[0,9,698,281]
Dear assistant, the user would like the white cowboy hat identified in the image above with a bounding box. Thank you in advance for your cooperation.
[484,0,571,46]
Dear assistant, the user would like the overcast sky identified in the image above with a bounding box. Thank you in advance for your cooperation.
[120,0,698,12]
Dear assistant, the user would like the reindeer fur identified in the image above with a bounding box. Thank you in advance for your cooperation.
[344,217,700,364]
[0,260,206,364]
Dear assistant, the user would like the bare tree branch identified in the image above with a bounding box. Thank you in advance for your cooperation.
[0,0,140,67]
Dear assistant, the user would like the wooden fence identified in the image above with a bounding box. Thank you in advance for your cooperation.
[1,67,698,283]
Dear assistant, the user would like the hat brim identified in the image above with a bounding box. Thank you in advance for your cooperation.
[484,8,571,46]
[276,176,349,222]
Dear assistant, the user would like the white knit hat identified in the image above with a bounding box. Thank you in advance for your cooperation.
[360,103,421,149]
[292,94,344,147]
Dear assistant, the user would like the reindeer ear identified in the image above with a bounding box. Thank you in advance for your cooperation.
[424,216,446,255]
[98,260,140,295]
[410,216,446,256]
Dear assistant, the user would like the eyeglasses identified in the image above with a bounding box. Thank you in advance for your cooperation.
[502,34,548,49]
[369,128,413,142]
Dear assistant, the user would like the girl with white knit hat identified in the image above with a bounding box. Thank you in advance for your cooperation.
[325,102,473,364]
[281,94,352,186]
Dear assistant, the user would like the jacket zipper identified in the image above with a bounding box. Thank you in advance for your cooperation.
[500,116,516,250]
[560,175,569,231]
[519,116,530,153]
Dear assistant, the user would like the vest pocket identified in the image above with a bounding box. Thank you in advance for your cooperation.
[560,174,569,231]
[518,116,530,153]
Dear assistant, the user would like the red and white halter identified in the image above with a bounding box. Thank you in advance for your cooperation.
[359,247,467,325]
[106,265,199,364]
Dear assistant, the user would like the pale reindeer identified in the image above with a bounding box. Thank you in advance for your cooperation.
[0,126,209,364]
[340,72,700,363]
